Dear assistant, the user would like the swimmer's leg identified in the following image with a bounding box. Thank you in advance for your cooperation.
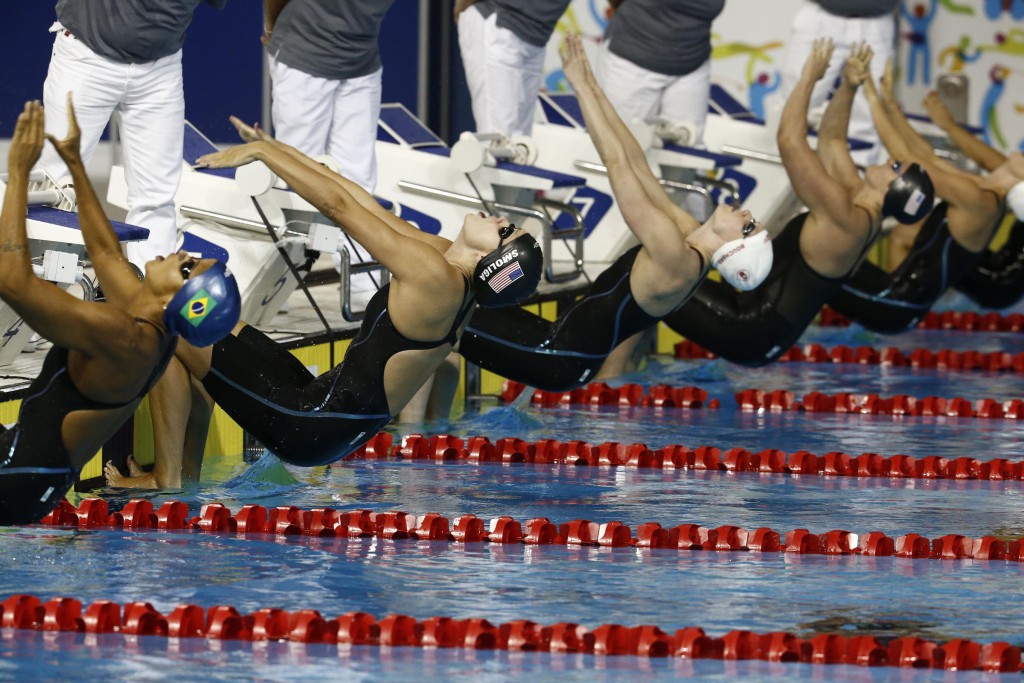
[594,327,656,380]
[180,374,214,481]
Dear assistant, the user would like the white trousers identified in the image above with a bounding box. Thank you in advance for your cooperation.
[458,6,545,138]
[38,27,185,268]
[597,41,713,146]
[776,2,896,164]
[269,55,384,293]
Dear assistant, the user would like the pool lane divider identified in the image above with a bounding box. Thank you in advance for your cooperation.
[735,388,1024,420]
[33,497,1024,563]
[0,593,1020,671]
[818,307,1024,332]
[501,381,718,408]
[350,432,1024,482]
[676,339,1024,373]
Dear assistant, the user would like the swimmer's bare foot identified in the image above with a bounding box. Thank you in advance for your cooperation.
[103,460,130,487]
[126,455,143,477]
[104,459,159,489]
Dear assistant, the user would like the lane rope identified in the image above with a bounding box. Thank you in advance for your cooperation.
[348,432,1024,482]
[818,307,1024,332]
[676,339,1024,373]
[0,592,1020,671]
[735,388,1024,420]
[32,497,1024,564]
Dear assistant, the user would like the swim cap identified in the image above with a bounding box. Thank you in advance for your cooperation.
[473,233,544,308]
[1006,180,1024,221]
[163,261,242,347]
[711,230,774,291]
[883,163,934,224]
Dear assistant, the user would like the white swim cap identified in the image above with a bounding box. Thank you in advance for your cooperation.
[712,230,774,291]
[1007,180,1024,221]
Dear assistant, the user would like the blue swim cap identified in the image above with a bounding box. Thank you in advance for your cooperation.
[163,261,241,347]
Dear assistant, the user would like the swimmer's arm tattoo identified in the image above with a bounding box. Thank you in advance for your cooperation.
[0,240,28,255]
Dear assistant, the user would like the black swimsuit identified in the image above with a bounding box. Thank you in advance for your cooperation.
[459,246,678,392]
[955,218,1024,309]
[203,279,473,467]
[663,212,876,367]
[0,320,176,525]
[831,201,1001,332]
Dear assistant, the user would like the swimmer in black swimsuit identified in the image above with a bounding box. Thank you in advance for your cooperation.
[664,39,934,366]
[133,117,545,473]
[0,99,239,524]
[920,93,1024,309]
[456,34,766,391]
[829,59,1009,332]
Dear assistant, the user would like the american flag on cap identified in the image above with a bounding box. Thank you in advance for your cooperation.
[488,261,524,293]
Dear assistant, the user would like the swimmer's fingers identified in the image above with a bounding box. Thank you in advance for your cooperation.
[195,143,260,169]
[9,101,45,172]
[228,115,263,143]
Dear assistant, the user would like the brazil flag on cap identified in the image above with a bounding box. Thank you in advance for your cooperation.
[179,288,218,328]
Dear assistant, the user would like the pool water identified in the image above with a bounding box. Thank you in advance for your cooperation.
[2,312,1024,682]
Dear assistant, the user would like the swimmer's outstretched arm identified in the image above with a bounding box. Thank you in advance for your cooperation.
[561,34,700,274]
[47,94,142,306]
[223,116,453,254]
[0,102,134,356]
[199,140,457,290]
[864,67,992,210]
[922,91,1006,173]
[560,33,699,234]
[816,42,870,194]
[778,39,854,228]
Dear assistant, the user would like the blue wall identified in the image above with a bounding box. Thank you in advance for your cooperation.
[0,1,427,142]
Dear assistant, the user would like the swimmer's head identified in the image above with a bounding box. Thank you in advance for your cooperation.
[161,257,242,346]
[879,161,934,224]
[472,221,544,308]
[705,205,774,291]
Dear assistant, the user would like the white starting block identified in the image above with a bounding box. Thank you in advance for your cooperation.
[375,104,587,284]
[0,172,149,366]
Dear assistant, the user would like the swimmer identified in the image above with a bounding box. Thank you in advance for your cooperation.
[829,58,1008,332]
[662,40,935,366]
[0,98,240,524]
[921,92,1024,309]
[455,33,771,391]
[129,116,544,475]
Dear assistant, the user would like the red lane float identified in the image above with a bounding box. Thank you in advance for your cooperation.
[0,593,1019,672]
[817,307,1024,332]
[735,388,1024,420]
[347,432,1024,483]
[501,381,718,409]
[676,339,1024,373]
[33,498,1024,565]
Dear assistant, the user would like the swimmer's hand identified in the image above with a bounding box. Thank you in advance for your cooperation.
[229,115,272,143]
[559,33,591,88]
[194,142,263,169]
[9,101,45,175]
[843,42,873,89]
[801,38,834,84]
[922,91,955,129]
[46,92,83,165]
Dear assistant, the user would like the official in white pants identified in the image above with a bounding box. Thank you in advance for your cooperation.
[268,55,384,304]
[597,41,713,145]
[38,26,185,268]
[458,5,546,138]
[776,2,897,165]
